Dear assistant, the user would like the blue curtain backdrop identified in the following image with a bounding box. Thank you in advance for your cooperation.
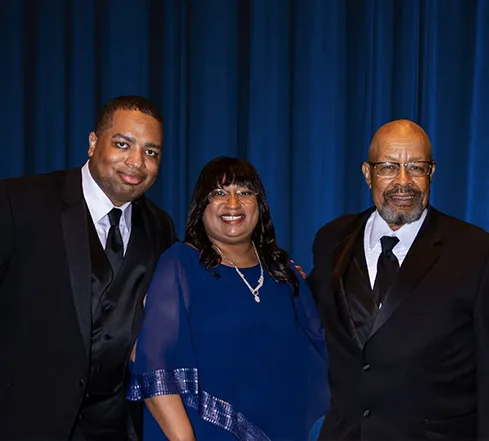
[2,0,489,271]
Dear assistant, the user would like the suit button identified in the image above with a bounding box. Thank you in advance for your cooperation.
[362,364,371,371]
[103,303,113,312]
[103,334,111,341]
[78,378,85,388]
[363,410,371,417]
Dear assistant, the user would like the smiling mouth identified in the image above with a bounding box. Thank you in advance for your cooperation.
[387,193,418,206]
[120,173,144,185]
[390,194,415,200]
[221,215,245,223]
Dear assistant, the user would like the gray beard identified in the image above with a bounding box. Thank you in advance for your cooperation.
[379,197,425,226]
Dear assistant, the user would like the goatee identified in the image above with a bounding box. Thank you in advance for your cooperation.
[380,185,425,226]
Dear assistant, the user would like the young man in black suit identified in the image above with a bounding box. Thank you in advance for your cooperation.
[0,96,177,440]
[308,120,489,440]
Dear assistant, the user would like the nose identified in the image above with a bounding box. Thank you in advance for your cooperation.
[125,147,145,168]
[224,192,241,208]
[394,165,412,185]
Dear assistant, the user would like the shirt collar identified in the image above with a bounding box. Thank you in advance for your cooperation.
[369,208,428,250]
[81,161,132,225]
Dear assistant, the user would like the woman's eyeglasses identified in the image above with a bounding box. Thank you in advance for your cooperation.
[207,189,258,204]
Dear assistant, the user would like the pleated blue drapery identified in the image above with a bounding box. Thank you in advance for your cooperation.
[2,0,489,271]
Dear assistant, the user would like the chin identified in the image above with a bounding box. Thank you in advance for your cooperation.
[112,193,138,205]
[380,204,424,226]
[219,236,252,245]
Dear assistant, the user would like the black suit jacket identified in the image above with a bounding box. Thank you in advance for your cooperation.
[0,168,177,440]
[308,207,489,440]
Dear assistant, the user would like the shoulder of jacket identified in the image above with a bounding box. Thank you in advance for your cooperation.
[315,208,374,242]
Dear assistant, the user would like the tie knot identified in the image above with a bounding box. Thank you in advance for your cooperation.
[380,235,399,253]
[108,208,122,227]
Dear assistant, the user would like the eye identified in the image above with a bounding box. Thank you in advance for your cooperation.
[237,190,255,197]
[115,142,129,149]
[409,165,422,171]
[211,189,227,197]
[145,149,159,158]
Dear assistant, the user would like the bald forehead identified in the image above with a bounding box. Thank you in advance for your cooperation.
[369,120,432,161]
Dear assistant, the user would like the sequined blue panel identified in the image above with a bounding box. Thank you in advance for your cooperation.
[184,391,270,441]
[127,367,198,400]
[127,367,270,441]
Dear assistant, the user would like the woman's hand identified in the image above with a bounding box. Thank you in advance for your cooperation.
[291,260,306,279]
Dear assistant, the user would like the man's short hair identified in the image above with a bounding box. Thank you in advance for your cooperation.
[94,96,163,136]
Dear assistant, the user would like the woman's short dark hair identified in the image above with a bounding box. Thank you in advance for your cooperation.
[185,156,299,295]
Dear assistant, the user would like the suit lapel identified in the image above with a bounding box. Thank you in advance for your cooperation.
[368,208,442,340]
[332,209,374,346]
[61,169,91,356]
[128,198,159,334]
[136,197,159,279]
[334,278,363,349]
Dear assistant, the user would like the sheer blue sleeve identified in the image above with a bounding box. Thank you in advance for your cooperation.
[291,265,328,361]
[127,249,197,401]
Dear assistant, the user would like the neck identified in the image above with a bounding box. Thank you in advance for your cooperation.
[213,240,258,268]
[388,223,402,231]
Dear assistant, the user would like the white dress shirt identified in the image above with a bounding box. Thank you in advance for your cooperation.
[363,209,427,289]
[81,161,132,254]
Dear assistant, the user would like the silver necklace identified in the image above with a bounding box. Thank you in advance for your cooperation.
[213,242,264,303]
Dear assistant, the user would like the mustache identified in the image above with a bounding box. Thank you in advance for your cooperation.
[384,184,421,198]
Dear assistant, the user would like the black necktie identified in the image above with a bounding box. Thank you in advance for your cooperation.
[105,208,123,275]
[374,235,400,306]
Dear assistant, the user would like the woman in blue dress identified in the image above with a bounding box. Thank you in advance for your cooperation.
[128,157,329,441]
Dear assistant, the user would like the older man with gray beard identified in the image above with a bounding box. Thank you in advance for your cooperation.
[308,119,489,441]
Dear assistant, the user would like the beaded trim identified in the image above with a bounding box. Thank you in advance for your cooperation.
[128,368,270,441]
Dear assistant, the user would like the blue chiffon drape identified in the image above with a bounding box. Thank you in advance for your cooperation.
[128,243,329,440]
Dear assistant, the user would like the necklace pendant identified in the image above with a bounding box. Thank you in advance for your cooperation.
[213,242,264,304]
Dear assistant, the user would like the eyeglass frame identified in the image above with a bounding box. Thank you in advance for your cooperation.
[207,188,259,204]
[366,160,435,178]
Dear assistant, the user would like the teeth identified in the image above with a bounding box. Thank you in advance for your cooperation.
[222,215,243,221]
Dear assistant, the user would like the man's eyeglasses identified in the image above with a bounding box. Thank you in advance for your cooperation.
[208,189,258,204]
[367,161,434,178]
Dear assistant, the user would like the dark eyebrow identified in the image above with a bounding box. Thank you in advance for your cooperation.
[112,133,161,150]
[112,133,136,144]
[144,142,162,150]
